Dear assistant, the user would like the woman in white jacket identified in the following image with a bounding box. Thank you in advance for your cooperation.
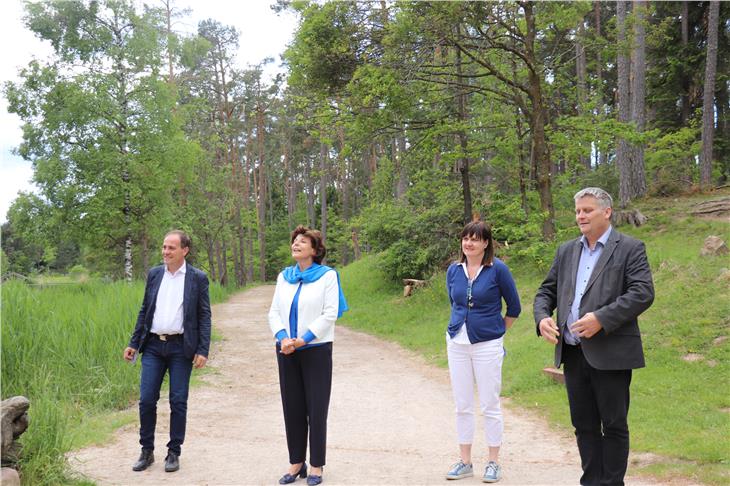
[269,225,348,486]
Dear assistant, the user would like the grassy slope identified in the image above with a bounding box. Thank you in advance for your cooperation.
[337,191,730,486]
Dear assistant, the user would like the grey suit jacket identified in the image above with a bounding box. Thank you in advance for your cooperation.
[534,229,654,370]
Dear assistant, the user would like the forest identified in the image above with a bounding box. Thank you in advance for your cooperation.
[2,0,728,284]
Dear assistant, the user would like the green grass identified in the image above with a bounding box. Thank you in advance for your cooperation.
[1,279,236,485]
[338,192,730,486]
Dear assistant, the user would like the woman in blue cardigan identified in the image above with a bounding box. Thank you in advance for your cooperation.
[444,221,521,483]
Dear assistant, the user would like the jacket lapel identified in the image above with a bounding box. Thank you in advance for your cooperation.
[567,238,582,300]
[583,230,620,295]
[182,264,192,320]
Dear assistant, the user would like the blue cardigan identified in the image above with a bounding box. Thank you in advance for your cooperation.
[446,258,521,344]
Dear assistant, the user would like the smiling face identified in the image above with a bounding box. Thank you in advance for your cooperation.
[162,233,188,272]
[291,234,316,265]
[461,233,489,261]
[575,195,612,242]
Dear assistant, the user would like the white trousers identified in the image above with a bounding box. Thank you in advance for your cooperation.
[447,335,504,447]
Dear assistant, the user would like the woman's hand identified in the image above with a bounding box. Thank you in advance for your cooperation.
[280,337,307,354]
[280,338,296,355]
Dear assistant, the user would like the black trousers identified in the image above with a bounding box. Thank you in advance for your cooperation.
[562,342,633,486]
[276,342,333,467]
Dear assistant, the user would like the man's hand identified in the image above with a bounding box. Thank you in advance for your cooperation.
[123,347,137,361]
[193,354,208,369]
[539,317,560,344]
[570,312,602,339]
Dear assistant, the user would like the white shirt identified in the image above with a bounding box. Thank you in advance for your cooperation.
[448,263,485,345]
[151,261,186,335]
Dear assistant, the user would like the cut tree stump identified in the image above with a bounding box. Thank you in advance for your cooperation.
[403,279,427,297]
[613,209,648,227]
[542,367,565,384]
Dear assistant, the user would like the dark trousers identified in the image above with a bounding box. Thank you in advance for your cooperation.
[276,343,333,467]
[139,336,193,455]
[562,343,632,486]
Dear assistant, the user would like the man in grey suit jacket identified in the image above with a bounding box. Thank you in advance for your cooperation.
[123,230,211,473]
[534,188,654,486]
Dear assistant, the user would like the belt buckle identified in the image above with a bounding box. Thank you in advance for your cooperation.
[159,334,167,341]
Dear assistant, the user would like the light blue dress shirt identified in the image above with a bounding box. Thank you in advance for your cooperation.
[565,226,612,345]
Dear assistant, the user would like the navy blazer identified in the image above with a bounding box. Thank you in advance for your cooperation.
[128,263,212,360]
[534,229,654,370]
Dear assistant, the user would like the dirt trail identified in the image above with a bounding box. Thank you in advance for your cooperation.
[69,286,662,485]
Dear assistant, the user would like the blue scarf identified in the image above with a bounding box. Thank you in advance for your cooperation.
[282,262,349,318]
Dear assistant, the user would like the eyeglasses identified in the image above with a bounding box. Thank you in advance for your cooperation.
[467,282,474,308]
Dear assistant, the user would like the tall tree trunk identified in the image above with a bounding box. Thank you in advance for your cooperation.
[594,1,606,167]
[454,26,473,224]
[284,134,295,231]
[616,1,633,208]
[244,124,254,282]
[319,141,328,241]
[215,240,224,285]
[395,129,408,199]
[523,2,555,239]
[628,0,648,200]
[220,239,228,286]
[305,156,316,227]
[576,18,590,170]
[338,124,351,265]
[700,0,720,187]
[207,235,217,283]
[256,104,267,281]
[680,1,690,125]
[717,79,730,183]
[141,232,149,277]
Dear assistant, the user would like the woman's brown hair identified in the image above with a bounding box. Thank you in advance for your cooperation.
[291,225,327,264]
[459,221,495,267]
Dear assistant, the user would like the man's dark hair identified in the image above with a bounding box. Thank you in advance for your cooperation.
[166,230,192,251]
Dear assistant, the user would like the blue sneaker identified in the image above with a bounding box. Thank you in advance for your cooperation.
[445,460,473,480]
[482,461,501,483]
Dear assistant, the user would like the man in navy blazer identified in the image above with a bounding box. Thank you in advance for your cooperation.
[123,230,211,473]
[534,188,654,486]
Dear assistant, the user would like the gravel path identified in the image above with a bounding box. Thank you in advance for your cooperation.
[69,285,664,485]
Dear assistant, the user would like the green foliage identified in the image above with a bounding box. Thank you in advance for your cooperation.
[645,126,701,196]
[356,169,463,281]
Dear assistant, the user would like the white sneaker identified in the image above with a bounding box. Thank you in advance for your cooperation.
[482,461,501,483]
[445,460,473,480]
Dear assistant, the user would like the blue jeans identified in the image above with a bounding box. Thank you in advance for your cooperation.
[139,336,193,455]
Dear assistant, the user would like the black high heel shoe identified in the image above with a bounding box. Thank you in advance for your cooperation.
[279,463,307,484]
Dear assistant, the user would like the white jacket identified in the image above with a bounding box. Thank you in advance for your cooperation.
[268,269,339,344]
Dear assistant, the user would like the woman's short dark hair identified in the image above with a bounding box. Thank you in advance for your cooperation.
[459,221,495,267]
[291,225,327,264]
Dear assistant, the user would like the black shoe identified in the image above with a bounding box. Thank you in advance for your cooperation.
[164,451,180,472]
[132,449,154,471]
[279,463,307,484]
[307,474,323,485]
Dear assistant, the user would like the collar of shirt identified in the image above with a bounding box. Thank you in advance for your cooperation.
[460,262,484,281]
[580,225,612,252]
[165,260,187,278]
